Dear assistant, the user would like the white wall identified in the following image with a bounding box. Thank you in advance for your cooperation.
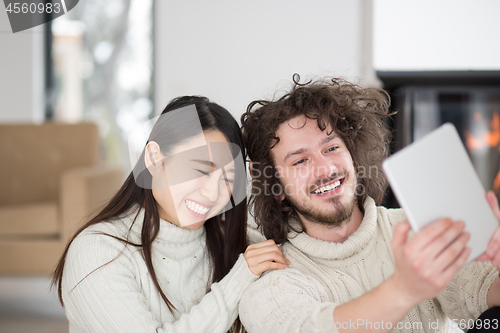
[374,0,500,71]
[0,8,44,123]
[155,0,373,121]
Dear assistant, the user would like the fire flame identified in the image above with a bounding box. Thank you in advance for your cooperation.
[465,112,500,191]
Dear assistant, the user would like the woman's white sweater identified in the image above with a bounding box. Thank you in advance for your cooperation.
[61,208,258,333]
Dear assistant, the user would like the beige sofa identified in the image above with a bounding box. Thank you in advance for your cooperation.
[0,123,123,275]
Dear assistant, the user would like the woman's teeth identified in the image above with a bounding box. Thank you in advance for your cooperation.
[312,179,341,194]
[185,200,209,215]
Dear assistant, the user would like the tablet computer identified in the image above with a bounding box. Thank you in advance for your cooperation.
[382,123,498,261]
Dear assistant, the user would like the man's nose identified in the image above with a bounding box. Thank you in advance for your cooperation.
[313,155,336,179]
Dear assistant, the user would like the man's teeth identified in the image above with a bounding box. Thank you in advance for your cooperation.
[185,200,209,215]
[313,180,341,194]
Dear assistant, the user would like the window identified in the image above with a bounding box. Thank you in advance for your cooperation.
[48,0,153,171]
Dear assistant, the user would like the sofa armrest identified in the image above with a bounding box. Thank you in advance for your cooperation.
[60,166,123,242]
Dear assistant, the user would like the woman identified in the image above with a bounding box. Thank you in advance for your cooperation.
[52,96,289,333]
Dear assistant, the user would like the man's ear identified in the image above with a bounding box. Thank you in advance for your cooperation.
[144,141,162,174]
[274,181,285,201]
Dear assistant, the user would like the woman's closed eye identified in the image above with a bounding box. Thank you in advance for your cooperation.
[222,177,234,184]
[196,169,234,184]
[196,169,211,176]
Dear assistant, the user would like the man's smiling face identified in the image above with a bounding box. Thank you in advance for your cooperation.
[271,115,358,227]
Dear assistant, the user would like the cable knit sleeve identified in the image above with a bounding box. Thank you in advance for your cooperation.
[239,268,338,333]
[437,261,498,321]
[62,231,258,333]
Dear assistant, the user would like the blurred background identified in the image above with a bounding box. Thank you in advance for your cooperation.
[0,0,499,332]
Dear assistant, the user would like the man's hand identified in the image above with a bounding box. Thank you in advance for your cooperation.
[476,191,500,270]
[390,219,471,306]
[333,220,470,333]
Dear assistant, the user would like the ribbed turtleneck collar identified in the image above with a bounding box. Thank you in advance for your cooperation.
[122,206,206,245]
[287,197,378,260]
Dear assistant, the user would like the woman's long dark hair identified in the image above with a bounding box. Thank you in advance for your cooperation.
[52,96,248,332]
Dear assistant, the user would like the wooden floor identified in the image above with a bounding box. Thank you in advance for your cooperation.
[0,277,68,333]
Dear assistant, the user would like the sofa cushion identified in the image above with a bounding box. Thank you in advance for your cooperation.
[0,202,59,237]
[0,123,99,206]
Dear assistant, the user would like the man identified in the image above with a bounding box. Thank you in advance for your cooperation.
[239,75,500,333]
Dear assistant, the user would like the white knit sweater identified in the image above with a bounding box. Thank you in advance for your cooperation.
[61,208,258,333]
[239,197,499,333]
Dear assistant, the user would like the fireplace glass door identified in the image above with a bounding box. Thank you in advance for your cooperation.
[394,86,500,200]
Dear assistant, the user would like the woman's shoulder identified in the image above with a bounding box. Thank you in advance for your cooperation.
[76,215,132,242]
[67,214,142,267]
[64,216,144,287]
[76,208,143,242]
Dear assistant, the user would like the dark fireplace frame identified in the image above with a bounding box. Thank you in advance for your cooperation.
[377,70,500,208]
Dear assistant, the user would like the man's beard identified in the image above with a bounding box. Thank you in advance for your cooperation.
[284,173,357,228]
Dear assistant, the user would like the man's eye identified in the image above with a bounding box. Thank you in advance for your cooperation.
[293,159,306,166]
[326,146,339,153]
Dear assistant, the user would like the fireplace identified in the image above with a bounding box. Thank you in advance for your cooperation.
[378,71,500,208]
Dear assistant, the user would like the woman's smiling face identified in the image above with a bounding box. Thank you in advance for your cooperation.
[147,130,235,230]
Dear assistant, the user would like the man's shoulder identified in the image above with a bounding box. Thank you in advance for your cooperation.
[278,242,335,285]
[239,262,332,332]
[281,240,308,262]
[246,264,328,302]
[376,205,407,227]
[260,242,324,283]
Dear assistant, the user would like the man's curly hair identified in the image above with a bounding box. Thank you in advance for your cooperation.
[241,75,394,243]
